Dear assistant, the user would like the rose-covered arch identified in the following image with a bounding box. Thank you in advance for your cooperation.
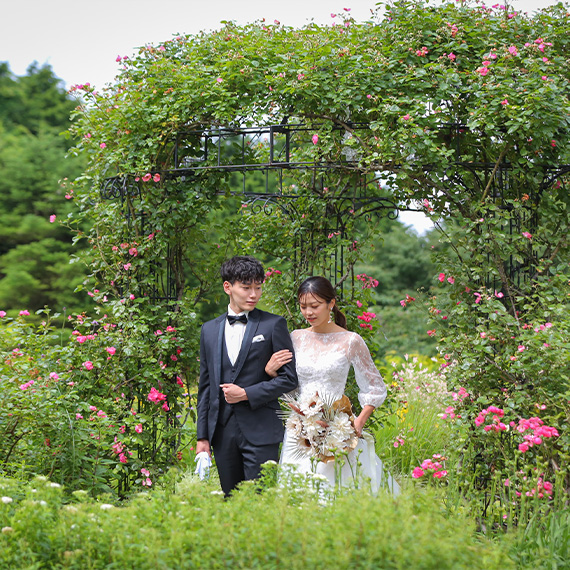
[66,0,570,494]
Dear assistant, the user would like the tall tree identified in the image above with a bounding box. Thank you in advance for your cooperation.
[0,62,88,314]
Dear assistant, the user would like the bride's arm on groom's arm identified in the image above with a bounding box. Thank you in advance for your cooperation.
[265,349,293,377]
[246,318,298,408]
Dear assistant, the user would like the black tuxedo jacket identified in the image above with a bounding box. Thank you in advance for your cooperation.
[196,308,298,446]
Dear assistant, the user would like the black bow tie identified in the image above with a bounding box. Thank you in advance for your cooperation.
[227,314,248,325]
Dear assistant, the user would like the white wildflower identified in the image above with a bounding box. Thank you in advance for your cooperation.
[310,473,328,482]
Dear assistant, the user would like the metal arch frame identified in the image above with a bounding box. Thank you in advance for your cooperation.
[99,121,570,301]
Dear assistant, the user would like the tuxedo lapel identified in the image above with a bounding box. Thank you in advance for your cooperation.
[232,309,260,380]
[214,314,226,386]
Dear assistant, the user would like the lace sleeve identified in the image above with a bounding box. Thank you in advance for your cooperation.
[349,333,387,408]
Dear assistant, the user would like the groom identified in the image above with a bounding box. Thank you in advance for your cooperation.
[196,255,298,496]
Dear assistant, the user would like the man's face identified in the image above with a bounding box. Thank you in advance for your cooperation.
[223,280,263,314]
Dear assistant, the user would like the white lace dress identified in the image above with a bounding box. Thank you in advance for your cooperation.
[280,329,400,494]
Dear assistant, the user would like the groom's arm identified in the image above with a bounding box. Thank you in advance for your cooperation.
[196,325,212,452]
[243,316,298,409]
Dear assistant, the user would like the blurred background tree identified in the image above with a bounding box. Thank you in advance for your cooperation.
[0,62,89,315]
[355,217,439,358]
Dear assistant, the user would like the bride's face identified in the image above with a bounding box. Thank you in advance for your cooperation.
[299,293,333,328]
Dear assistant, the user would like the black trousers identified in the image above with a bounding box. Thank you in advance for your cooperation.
[212,412,280,496]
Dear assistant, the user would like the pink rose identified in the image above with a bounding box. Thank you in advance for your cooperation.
[147,387,167,403]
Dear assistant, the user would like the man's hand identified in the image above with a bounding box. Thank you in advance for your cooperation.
[221,383,248,404]
[196,439,211,457]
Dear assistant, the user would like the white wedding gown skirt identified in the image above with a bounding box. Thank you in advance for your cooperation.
[280,429,400,495]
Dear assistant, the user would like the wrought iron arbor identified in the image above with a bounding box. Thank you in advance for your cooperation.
[100,122,405,302]
[99,121,568,302]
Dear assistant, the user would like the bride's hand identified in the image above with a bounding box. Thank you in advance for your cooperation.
[265,349,293,377]
[354,405,375,437]
[354,416,365,437]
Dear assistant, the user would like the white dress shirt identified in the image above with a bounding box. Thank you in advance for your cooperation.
[225,306,249,366]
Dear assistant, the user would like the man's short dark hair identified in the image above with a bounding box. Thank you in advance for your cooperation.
[220,256,265,284]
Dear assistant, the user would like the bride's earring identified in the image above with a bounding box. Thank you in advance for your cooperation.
[328,306,333,323]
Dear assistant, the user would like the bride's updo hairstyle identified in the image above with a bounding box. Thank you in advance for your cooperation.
[298,276,347,329]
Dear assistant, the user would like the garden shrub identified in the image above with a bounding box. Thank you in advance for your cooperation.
[0,474,514,569]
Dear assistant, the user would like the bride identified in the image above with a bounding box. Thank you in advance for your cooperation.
[266,276,399,494]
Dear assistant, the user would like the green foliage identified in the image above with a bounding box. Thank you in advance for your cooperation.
[68,2,570,179]
[421,199,570,505]
[0,475,513,569]
[3,0,569,532]
[360,220,436,304]
[509,507,570,569]
[65,0,570,337]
